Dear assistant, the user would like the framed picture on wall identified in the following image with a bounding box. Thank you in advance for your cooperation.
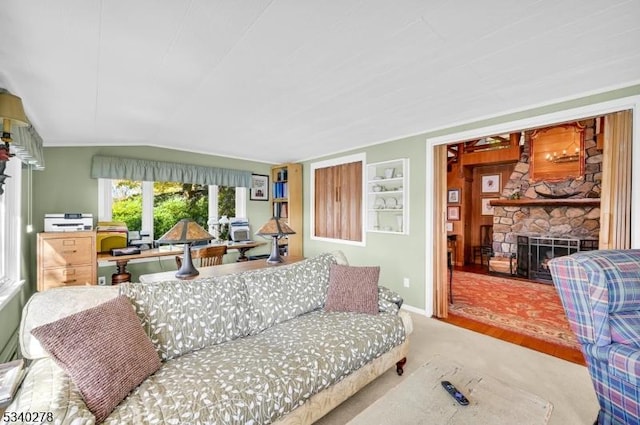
[250,174,269,201]
[481,198,498,215]
[447,188,460,204]
[481,174,501,193]
[447,206,460,221]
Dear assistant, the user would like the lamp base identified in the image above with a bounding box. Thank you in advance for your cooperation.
[175,243,200,278]
[266,235,282,264]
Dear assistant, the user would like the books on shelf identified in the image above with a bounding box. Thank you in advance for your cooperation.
[273,202,289,218]
[272,181,288,199]
[0,359,26,405]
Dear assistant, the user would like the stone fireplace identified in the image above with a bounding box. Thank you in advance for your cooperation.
[489,119,602,277]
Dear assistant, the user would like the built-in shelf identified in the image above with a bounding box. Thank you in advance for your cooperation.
[366,158,409,234]
[490,198,601,207]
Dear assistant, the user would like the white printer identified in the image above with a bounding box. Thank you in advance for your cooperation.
[229,217,251,242]
[44,213,94,232]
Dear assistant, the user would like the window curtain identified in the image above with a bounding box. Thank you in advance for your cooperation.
[599,110,633,249]
[434,144,449,318]
[90,155,252,187]
[11,126,45,170]
[0,88,45,170]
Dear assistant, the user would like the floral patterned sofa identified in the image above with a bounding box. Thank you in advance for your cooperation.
[7,252,412,424]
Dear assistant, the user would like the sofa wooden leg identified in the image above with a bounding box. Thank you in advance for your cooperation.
[396,358,407,376]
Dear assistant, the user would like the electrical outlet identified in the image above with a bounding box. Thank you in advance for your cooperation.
[98,276,107,286]
[403,277,410,288]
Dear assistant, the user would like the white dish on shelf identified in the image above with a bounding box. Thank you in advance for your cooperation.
[374,198,386,209]
[385,197,398,208]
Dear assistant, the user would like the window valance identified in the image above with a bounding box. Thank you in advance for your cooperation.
[0,87,45,170]
[12,125,45,170]
[90,155,252,187]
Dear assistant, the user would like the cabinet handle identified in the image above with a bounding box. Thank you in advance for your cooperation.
[63,250,77,254]
[62,279,77,284]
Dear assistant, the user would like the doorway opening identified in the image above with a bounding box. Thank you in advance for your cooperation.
[427,97,639,361]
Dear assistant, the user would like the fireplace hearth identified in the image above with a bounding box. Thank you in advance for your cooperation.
[516,235,598,283]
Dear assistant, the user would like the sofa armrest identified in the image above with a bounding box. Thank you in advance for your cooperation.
[378,299,399,315]
[20,286,120,359]
[583,343,611,362]
[6,358,95,424]
[398,311,413,336]
[609,344,640,386]
[379,285,403,308]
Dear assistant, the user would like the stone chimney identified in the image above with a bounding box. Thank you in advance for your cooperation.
[492,119,602,258]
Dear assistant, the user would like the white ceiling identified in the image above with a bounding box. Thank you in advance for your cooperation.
[1,0,639,164]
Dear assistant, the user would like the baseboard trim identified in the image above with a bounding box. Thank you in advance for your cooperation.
[401,304,427,316]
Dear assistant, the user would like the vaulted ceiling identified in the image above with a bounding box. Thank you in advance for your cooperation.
[1,1,639,163]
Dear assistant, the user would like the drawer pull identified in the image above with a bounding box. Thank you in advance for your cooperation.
[63,250,77,254]
[62,279,77,284]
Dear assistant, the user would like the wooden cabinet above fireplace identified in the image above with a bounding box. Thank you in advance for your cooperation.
[529,123,585,182]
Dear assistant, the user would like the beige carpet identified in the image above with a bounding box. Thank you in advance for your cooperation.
[346,356,552,425]
[315,313,598,425]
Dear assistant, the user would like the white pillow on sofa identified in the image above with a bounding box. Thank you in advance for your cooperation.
[331,250,349,265]
[20,286,119,359]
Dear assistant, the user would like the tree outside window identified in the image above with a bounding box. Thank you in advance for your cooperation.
[112,180,143,231]
[111,180,235,239]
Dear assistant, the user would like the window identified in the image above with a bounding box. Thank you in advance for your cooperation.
[0,159,21,283]
[99,179,246,240]
[0,159,24,308]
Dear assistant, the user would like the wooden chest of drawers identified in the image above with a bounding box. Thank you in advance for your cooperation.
[37,231,97,291]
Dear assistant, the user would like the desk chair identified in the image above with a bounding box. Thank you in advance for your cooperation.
[176,245,227,269]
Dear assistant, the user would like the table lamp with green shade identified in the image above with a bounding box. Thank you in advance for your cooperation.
[157,219,214,278]
[255,217,295,264]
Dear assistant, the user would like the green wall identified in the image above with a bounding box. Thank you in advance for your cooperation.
[30,146,273,287]
[303,84,640,311]
[302,134,427,309]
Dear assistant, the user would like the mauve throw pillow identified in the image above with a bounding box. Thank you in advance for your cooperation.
[31,295,161,423]
[325,264,380,314]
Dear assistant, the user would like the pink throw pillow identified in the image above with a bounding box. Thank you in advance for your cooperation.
[325,264,380,314]
[31,295,161,423]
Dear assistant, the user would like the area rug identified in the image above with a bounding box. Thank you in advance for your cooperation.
[347,357,553,425]
[449,271,579,349]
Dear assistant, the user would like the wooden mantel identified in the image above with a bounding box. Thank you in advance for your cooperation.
[490,198,601,207]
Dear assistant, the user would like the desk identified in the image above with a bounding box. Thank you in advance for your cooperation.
[98,241,266,284]
[139,255,305,283]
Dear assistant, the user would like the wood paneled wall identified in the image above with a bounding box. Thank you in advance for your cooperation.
[447,149,516,265]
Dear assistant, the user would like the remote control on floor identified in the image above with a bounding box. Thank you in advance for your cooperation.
[441,380,469,405]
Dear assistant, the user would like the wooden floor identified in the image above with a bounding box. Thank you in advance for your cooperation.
[439,264,586,366]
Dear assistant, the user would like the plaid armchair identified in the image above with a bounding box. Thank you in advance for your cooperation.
[549,250,640,425]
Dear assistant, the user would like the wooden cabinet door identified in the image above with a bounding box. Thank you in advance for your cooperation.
[314,161,362,242]
[337,162,362,241]
[314,165,336,239]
